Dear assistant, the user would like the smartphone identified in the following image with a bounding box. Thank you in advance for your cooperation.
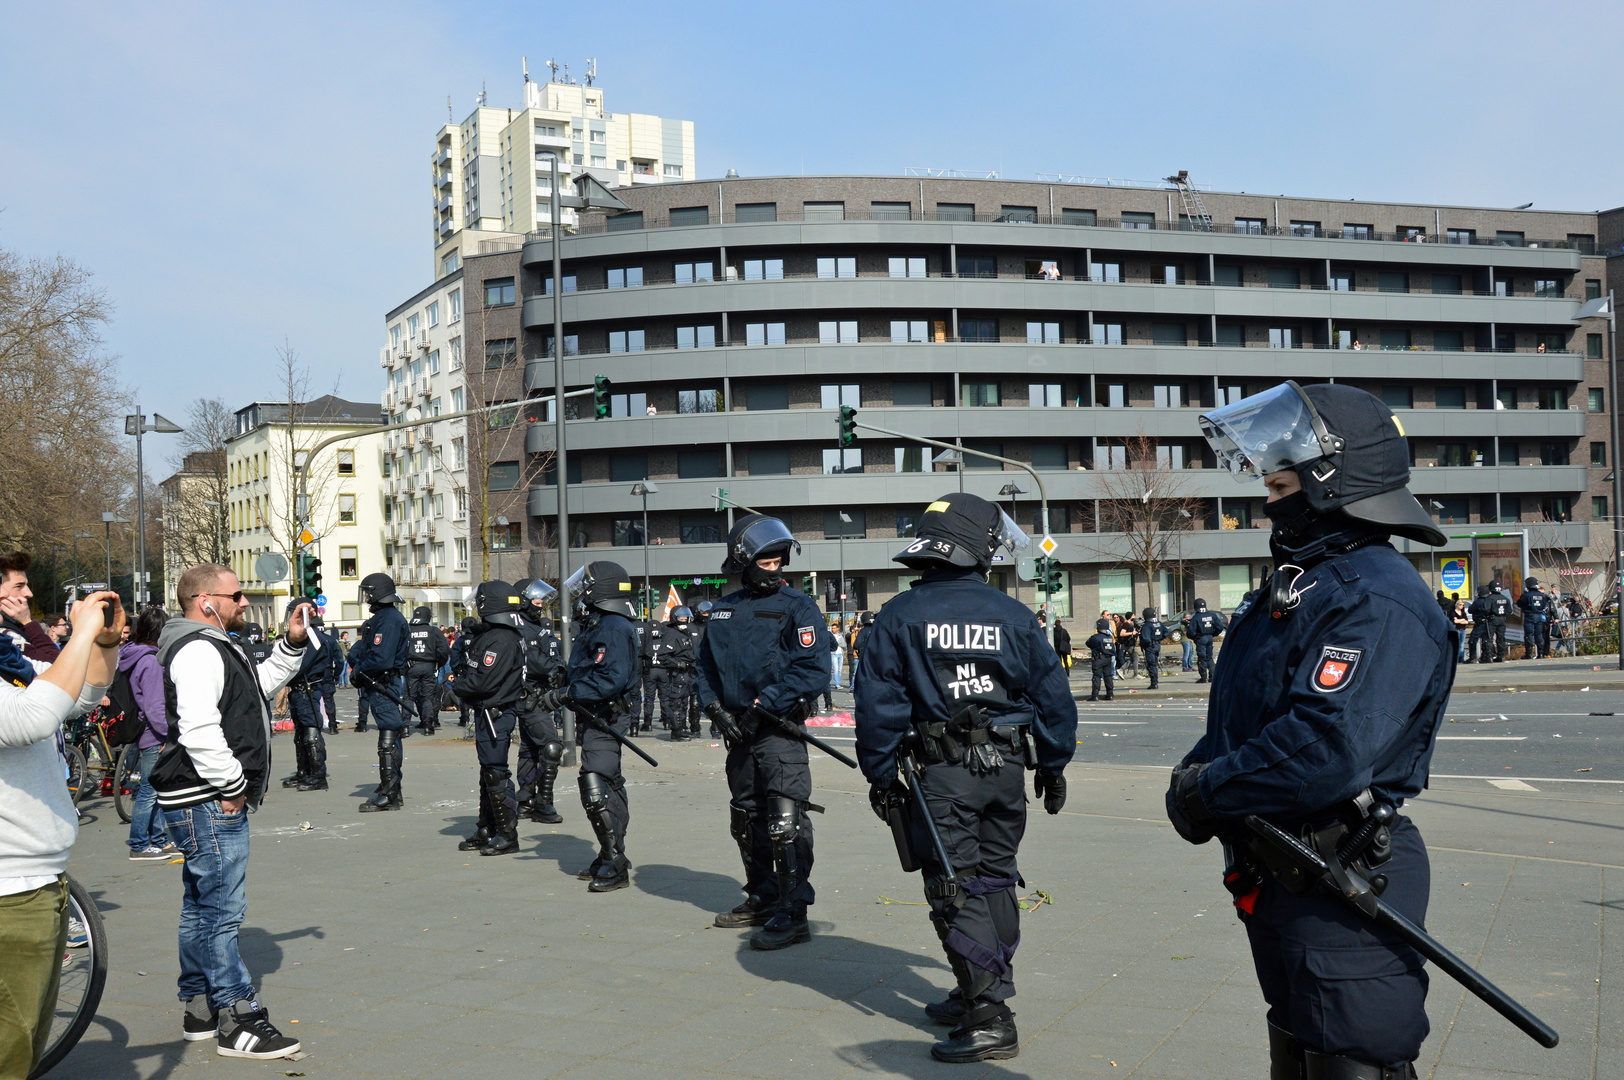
[76,584,115,626]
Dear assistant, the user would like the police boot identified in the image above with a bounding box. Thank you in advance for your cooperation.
[1303,1048,1416,1080]
[1268,1021,1306,1080]
[297,729,328,791]
[670,719,689,742]
[459,784,493,851]
[578,773,626,889]
[751,798,811,950]
[931,1000,1018,1063]
[478,768,520,856]
[531,761,563,824]
[359,731,402,812]
[924,987,967,1025]
[280,733,308,788]
[714,895,773,929]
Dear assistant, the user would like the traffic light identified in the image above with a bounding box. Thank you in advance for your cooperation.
[593,374,612,419]
[801,575,814,593]
[837,405,858,448]
[301,557,322,597]
[1046,562,1065,595]
[1034,556,1049,595]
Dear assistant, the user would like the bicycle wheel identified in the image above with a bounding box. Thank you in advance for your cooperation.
[63,746,88,808]
[29,875,109,1079]
[84,738,116,803]
[113,744,139,824]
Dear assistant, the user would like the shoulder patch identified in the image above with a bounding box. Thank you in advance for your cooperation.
[1311,645,1362,694]
[373,633,383,645]
[482,650,497,667]
[798,626,817,648]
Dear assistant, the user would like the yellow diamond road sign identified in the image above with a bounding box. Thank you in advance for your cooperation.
[298,529,317,548]
[1038,535,1057,557]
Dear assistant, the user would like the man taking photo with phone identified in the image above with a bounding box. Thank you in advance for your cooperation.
[151,563,316,1060]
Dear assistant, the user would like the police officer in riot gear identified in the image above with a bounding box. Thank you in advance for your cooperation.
[451,581,528,855]
[855,493,1078,1062]
[1465,585,1491,663]
[1486,579,1512,661]
[1168,380,1455,1079]
[1185,598,1227,683]
[279,598,333,791]
[405,606,449,733]
[684,600,713,736]
[661,606,699,741]
[241,623,272,665]
[447,615,479,729]
[1084,618,1116,701]
[348,572,410,812]
[1517,576,1551,659]
[316,613,342,732]
[642,615,675,735]
[511,578,566,824]
[695,515,830,949]
[1139,607,1169,689]
[537,561,641,892]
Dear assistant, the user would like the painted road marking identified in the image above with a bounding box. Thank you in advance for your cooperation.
[1431,773,1624,785]
[1488,778,1540,791]
[1436,736,1527,741]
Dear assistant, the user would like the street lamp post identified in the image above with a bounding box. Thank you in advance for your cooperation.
[999,482,1027,608]
[1428,501,1446,591]
[125,409,183,606]
[933,448,965,493]
[71,528,93,596]
[630,482,659,618]
[836,511,852,630]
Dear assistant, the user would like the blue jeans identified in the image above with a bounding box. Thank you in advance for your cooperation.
[163,800,254,1010]
[1181,639,1195,670]
[830,655,843,690]
[126,745,166,851]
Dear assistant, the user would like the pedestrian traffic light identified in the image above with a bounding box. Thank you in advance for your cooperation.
[838,405,858,447]
[593,375,612,419]
[301,556,322,596]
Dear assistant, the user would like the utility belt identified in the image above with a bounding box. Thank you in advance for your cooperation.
[288,680,319,692]
[406,660,438,670]
[576,690,640,723]
[1226,788,1395,907]
[911,707,1036,770]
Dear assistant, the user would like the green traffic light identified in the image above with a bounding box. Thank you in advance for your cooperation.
[837,405,857,448]
[593,374,612,420]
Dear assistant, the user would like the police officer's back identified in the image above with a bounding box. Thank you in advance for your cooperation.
[1166,381,1456,1078]
[1139,607,1169,689]
[348,573,410,812]
[405,605,450,733]
[1084,618,1115,701]
[451,581,528,855]
[855,494,1077,1063]
[1486,580,1513,661]
[1517,576,1552,660]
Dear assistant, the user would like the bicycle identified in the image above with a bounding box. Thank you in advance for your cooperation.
[28,874,108,1079]
[63,709,140,821]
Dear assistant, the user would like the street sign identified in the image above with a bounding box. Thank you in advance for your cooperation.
[1016,556,1037,581]
[1038,535,1058,557]
[254,552,290,583]
[314,594,328,606]
[298,528,318,548]
[991,552,1007,563]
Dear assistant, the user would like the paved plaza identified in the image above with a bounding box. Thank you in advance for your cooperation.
[50,682,1624,1079]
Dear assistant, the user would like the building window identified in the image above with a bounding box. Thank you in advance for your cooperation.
[607,267,644,289]
[1153,384,1189,408]
[891,320,928,343]
[339,546,358,578]
[337,449,355,476]
[1062,208,1097,226]
[960,318,998,343]
[662,163,682,178]
[489,522,521,550]
[1538,387,1566,411]
[745,322,786,346]
[1235,217,1266,234]
[1121,211,1155,229]
[1268,327,1296,349]
[818,321,858,344]
[820,384,860,409]
[1152,323,1187,346]
[1379,272,1409,294]
[896,510,920,536]
[1431,273,1462,295]
[678,389,719,414]
[610,452,648,481]
[1590,388,1605,413]
[961,382,1000,407]
[1542,496,1572,522]
[817,256,856,279]
[1091,323,1124,346]
[961,440,1003,469]
[676,325,717,349]
[669,206,709,227]
[1032,443,1067,470]
[1026,322,1060,344]
[677,449,723,479]
[609,393,647,418]
[338,494,356,524]
[1029,383,1063,407]
[1289,221,1320,237]
[1268,267,1301,289]
[1000,205,1037,223]
[606,211,643,232]
[895,446,925,473]
[734,202,777,223]
[540,273,578,295]
[747,383,788,410]
[485,338,517,369]
[1381,385,1413,409]
[804,201,844,221]
[1088,260,1122,282]
[1589,334,1606,360]
[1534,278,1562,299]
[484,277,515,306]
[888,256,926,278]
[1342,224,1372,239]
[894,380,932,407]
[1156,445,1188,469]
[1595,496,1609,520]
[1435,386,1466,409]
[957,255,996,279]
[612,519,646,547]
[675,261,714,283]
[450,337,464,368]
[1585,279,1603,301]
[1592,441,1608,467]
[748,446,790,475]
[428,349,440,375]
[823,448,863,474]
[451,388,465,413]
[872,202,912,220]
[743,258,784,281]
[1540,442,1570,466]
[487,462,520,491]
[1436,442,1470,467]
[609,329,646,353]
[680,514,723,544]
[936,203,975,222]
[1446,228,1476,245]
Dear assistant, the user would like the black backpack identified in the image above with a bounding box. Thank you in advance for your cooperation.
[104,666,144,746]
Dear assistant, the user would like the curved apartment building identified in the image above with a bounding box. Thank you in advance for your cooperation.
[452,175,1617,617]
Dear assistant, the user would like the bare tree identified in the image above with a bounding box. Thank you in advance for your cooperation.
[263,343,340,569]
[163,397,233,567]
[1089,433,1204,612]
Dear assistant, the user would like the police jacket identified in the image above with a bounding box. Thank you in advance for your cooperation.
[1140,618,1169,650]
[1486,592,1512,620]
[657,622,699,670]
[1468,596,1489,625]
[516,622,564,687]
[644,623,675,668]
[452,614,525,710]
[564,611,640,711]
[694,585,829,717]
[635,620,654,668]
[1517,588,1550,620]
[852,568,1078,783]
[1187,610,1228,639]
[1084,632,1116,667]
[289,625,333,687]
[348,606,409,676]
[406,621,450,667]
[1181,540,1454,820]
[243,639,273,666]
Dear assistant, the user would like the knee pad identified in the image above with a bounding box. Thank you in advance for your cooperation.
[542,739,565,767]
[729,804,752,844]
[578,771,611,812]
[479,765,510,789]
[379,729,399,750]
[766,796,800,847]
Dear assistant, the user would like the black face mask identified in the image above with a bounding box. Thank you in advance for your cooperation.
[742,563,782,596]
[1261,489,1315,540]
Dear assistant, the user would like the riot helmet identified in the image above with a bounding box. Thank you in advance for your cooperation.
[671,605,692,626]
[1199,380,1446,546]
[1477,585,1490,598]
[860,610,875,626]
[460,615,482,636]
[1193,598,1208,612]
[410,605,433,625]
[725,514,799,595]
[474,580,521,620]
[243,622,265,645]
[563,561,638,619]
[695,600,714,621]
[1524,576,1540,588]
[1143,607,1156,620]
[1491,579,1504,593]
[1096,618,1111,632]
[893,492,1029,572]
[359,572,401,609]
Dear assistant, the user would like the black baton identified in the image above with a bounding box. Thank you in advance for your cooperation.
[352,670,406,708]
[901,746,957,882]
[754,707,858,769]
[576,709,659,768]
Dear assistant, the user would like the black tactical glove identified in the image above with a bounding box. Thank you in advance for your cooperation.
[869,778,908,822]
[1166,762,1215,845]
[705,700,744,745]
[1032,769,1067,815]
[538,687,568,712]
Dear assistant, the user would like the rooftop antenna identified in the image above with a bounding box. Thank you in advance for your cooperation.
[584,58,597,86]
[447,95,452,122]
[563,62,571,84]
[523,56,529,83]
[477,80,487,107]
[547,58,559,81]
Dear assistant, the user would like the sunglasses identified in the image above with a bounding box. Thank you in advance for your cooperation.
[202,591,246,603]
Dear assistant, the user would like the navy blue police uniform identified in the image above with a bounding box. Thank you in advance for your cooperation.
[511,579,567,825]
[347,574,410,812]
[279,603,332,791]
[1465,587,1490,663]
[855,492,1077,1063]
[317,621,342,732]
[1186,603,1228,682]
[451,581,528,855]
[1485,584,1512,661]
[1139,610,1169,689]
[1170,380,1459,1078]
[447,616,479,727]
[405,606,450,733]
[1516,579,1551,660]
[658,613,699,741]
[641,620,677,733]
[633,618,654,733]
[1084,620,1116,701]
[684,604,711,735]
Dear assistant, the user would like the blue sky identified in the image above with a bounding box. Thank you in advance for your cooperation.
[3,0,1620,468]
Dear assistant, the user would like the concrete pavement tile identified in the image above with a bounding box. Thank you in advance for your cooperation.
[312,1034,482,1077]
[316,997,469,1033]
[721,1035,887,1080]
[399,974,543,1009]
[480,984,628,1018]
[454,1046,595,1076]
[507,1017,666,1053]
[602,1027,771,1066]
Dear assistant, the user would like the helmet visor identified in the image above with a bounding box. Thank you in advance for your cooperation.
[562,565,590,598]
[522,579,558,608]
[995,509,1031,555]
[1199,381,1334,482]
[732,517,801,564]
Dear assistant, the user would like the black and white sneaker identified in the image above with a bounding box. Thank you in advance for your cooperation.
[215,998,301,1059]
[182,995,218,1041]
